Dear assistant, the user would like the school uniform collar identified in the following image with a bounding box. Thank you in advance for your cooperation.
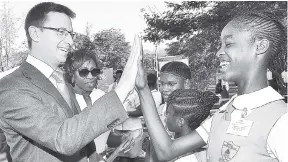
[232,86,284,110]
[162,102,167,115]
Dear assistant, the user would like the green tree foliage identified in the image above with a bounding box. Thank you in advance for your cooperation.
[0,1,23,71]
[72,28,131,70]
[72,33,95,51]
[92,28,130,70]
[142,1,287,89]
[143,53,155,71]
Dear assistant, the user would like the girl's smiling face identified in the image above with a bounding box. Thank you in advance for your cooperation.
[216,21,258,83]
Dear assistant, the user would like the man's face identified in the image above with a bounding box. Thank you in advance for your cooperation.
[39,12,74,67]
[159,73,185,102]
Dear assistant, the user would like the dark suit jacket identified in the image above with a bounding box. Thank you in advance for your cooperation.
[0,62,128,162]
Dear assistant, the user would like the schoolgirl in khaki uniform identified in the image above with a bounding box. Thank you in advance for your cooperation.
[135,11,287,162]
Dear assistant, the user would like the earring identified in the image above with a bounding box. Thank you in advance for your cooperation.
[178,118,185,127]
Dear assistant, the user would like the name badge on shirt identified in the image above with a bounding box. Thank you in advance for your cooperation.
[226,119,253,137]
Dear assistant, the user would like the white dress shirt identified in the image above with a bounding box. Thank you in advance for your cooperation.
[26,55,55,86]
[0,66,20,80]
[196,86,287,161]
[76,89,106,111]
[26,55,72,108]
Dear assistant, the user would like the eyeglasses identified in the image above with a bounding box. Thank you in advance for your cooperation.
[78,68,101,78]
[39,26,76,39]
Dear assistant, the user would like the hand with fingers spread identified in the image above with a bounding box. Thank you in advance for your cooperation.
[115,34,143,103]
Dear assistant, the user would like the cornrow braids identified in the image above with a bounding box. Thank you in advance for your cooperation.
[230,12,287,71]
[160,61,192,79]
[167,89,219,130]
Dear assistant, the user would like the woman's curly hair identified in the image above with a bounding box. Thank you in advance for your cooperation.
[64,48,101,87]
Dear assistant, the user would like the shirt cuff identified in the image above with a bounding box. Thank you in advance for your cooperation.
[115,118,143,130]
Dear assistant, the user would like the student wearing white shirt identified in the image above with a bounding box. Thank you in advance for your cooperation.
[156,61,192,135]
[108,69,123,92]
[106,69,143,161]
[135,11,288,162]
[146,89,218,162]
[112,84,144,162]
[112,88,144,162]
[147,73,162,109]
[145,62,198,161]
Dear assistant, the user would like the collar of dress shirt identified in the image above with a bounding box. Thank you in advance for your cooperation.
[232,86,284,110]
[26,55,54,79]
[151,89,158,93]
[0,66,19,79]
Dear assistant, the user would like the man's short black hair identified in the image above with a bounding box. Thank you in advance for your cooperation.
[25,2,76,49]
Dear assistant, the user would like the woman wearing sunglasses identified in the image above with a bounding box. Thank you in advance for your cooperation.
[64,48,109,159]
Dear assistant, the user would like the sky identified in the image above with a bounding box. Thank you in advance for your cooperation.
[8,0,173,52]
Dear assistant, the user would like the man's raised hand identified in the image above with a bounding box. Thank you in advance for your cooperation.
[115,34,143,103]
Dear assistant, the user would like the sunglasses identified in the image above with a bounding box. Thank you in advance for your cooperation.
[78,68,101,78]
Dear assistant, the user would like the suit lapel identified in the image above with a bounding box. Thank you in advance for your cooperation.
[20,62,73,118]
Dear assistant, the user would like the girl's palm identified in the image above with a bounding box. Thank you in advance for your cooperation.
[135,52,147,90]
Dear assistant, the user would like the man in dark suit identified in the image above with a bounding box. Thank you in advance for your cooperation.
[0,2,142,162]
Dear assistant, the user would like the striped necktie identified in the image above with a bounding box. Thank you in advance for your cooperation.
[51,70,72,108]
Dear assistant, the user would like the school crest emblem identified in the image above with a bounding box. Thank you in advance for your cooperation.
[219,141,240,162]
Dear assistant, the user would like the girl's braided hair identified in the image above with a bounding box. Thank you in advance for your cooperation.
[160,61,192,79]
[230,12,287,74]
[167,89,219,130]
